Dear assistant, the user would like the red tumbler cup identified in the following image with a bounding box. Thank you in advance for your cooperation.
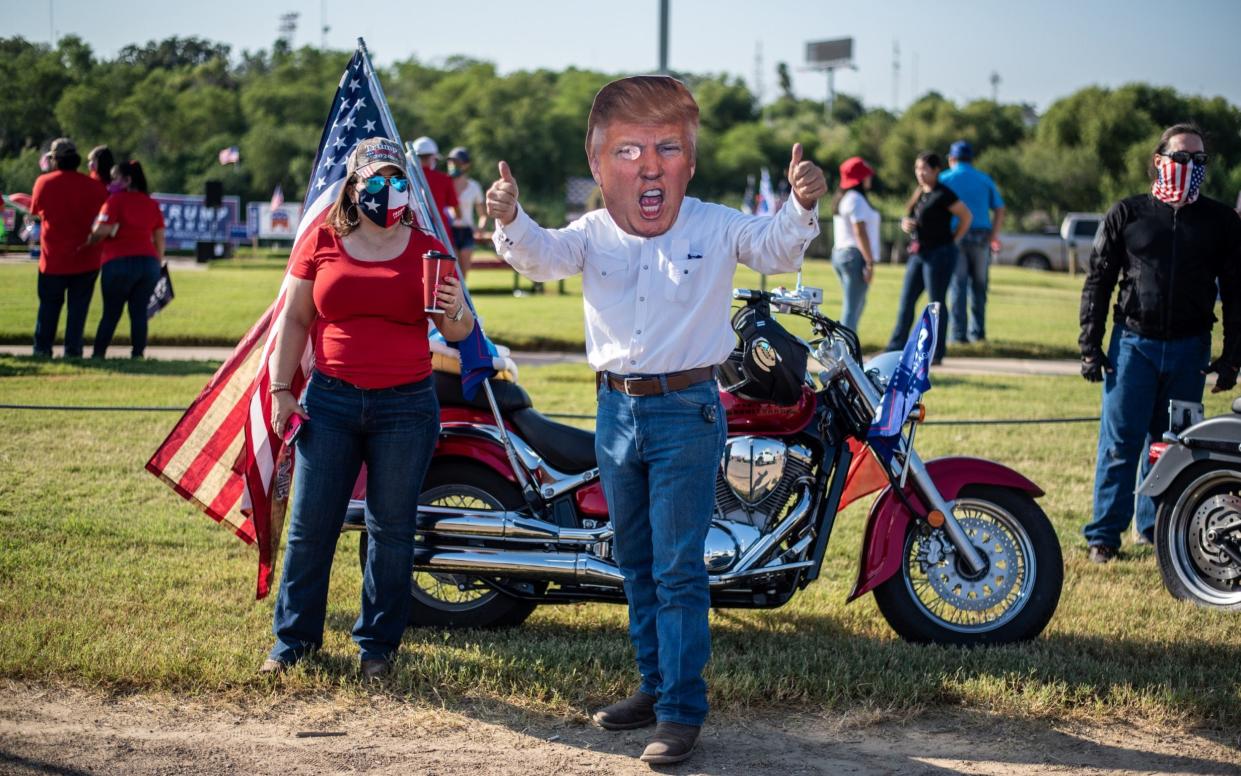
[423,250,458,314]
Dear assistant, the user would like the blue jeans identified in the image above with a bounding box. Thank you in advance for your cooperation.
[1083,326,1210,549]
[831,247,869,332]
[950,231,991,342]
[595,377,726,726]
[34,270,98,357]
[270,371,439,664]
[885,243,958,361]
[93,256,161,358]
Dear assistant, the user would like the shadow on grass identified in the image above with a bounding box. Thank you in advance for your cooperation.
[0,355,219,377]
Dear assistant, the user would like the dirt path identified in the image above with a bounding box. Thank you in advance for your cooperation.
[0,683,1237,775]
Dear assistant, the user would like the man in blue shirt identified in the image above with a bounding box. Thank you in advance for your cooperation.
[939,140,1005,343]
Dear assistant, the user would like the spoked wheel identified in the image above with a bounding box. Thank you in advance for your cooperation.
[873,485,1063,645]
[357,462,537,628]
[1154,462,1241,610]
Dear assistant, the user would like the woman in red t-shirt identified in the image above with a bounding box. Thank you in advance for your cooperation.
[260,137,475,678]
[87,159,165,358]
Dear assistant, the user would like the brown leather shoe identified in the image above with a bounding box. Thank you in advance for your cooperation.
[591,691,657,730]
[640,721,701,764]
[1088,544,1118,564]
[257,659,287,675]
[361,658,391,681]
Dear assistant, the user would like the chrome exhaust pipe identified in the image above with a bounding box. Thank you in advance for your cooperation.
[417,505,613,544]
[414,547,624,587]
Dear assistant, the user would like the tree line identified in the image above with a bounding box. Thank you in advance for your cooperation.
[3,35,1240,228]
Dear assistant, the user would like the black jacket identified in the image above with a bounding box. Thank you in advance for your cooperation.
[1079,193,1241,366]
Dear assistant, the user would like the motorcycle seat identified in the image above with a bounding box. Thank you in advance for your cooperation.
[433,370,533,414]
[508,407,598,474]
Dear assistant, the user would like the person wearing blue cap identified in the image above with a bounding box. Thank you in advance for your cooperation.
[939,140,1005,344]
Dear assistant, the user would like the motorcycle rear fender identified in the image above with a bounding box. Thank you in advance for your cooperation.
[847,456,1044,602]
[433,424,519,485]
[1138,441,1241,499]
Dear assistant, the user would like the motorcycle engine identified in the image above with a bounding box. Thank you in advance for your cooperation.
[715,436,814,534]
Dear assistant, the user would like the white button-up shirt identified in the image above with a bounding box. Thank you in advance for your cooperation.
[494,196,820,375]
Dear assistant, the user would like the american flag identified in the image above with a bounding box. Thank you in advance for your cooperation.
[147,40,497,598]
[1152,157,1206,206]
[269,184,284,211]
[218,146,240,165]
[754,167,776,216]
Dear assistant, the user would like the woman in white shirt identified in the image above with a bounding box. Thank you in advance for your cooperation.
[830,156,880,330]
[447,146,487,277]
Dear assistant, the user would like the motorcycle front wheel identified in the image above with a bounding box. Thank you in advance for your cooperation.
[357,462,538,629]
[1154,461,1241,610]
[873,485,1063,645]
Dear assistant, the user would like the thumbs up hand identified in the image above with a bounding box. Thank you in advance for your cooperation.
[486,161,521,226]
[786,143,827,209]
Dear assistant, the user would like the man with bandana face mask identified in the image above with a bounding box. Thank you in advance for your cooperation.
[1079,122,1241,563]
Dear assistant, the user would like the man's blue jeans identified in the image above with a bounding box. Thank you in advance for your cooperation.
[831,246,869,332]
[93,256,161,358]
[595,377,726,726]
[34,270,98,357]
[950,231,991,342]
[885,242,958,361]
[270,371,439,664]
[1083,326,1210,549]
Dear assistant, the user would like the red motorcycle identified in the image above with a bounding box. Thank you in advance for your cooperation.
[347,286,1063,645]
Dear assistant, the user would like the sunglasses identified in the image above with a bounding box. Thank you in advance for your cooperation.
[361,174,409,194]
[1160,151,1208,165]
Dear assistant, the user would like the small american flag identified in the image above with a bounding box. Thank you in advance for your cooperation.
[1152,157,1206,206]
[269,184,284,210]
[218,146,240,165]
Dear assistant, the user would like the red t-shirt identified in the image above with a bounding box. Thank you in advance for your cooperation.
[97,191,165,264]
[30,170,107,275]
[423,166,460,232]
[290,224,442,389]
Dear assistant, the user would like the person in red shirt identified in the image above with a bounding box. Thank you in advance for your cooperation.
[87,146,115,187]
[86,159,165,358]
[411,136,459,239]
[261,137,476,679]
[29,138,107,357]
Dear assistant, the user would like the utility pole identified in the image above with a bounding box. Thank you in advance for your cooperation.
[753,41,764,106]
[658,0,670,74]
[990,71,1001,102]
[321,0,330,50]
[912,52,919,103]
[278,12,299,48]
[892,39,900,111]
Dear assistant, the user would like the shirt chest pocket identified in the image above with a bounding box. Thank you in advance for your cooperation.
[585,253,631,311]
[662,239,699,302]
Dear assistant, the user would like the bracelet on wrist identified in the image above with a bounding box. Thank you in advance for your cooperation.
[268,381,291,395]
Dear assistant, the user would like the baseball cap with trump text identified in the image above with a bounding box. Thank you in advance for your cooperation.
[347,137,406,179]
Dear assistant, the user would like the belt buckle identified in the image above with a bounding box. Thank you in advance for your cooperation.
[622,375,646,395]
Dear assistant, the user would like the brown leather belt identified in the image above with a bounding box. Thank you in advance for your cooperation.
[596,366,717,397]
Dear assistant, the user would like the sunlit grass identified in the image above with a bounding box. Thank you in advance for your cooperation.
[0,355,1238,731]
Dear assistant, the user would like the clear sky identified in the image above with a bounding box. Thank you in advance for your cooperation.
[6,0,1241,112]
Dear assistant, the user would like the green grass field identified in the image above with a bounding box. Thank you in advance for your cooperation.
[1,255,1097,358]
[0,355,1238,732]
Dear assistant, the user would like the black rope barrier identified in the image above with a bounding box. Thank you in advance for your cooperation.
[0,403,1100,426]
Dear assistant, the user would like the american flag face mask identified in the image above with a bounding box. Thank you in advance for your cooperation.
[1152,155,1206,206]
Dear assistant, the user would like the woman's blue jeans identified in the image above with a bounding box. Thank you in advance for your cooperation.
[885,243,958,361]
[595,377,726,726]
[1083,326,1210,549]
[92,255,160,358]
[269,371,439,664]
[831,247,869,332]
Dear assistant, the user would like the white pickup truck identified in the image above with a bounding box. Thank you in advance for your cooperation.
[995,212,1104,272]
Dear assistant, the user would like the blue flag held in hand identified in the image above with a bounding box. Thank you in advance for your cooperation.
[867,304,939,466]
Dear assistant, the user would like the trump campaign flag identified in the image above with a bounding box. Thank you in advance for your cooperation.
[146,39,498,598]
[866,303,939,466]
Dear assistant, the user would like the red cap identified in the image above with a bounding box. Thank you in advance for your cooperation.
[838,156,874,189]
